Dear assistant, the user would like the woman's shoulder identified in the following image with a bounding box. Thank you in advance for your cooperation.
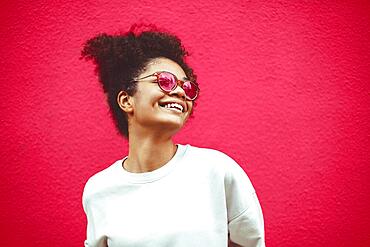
[186,143,251,174]
[185,144,256,192]
[183,144,245,174]
[82,159,123,197]
[185,144,238,163]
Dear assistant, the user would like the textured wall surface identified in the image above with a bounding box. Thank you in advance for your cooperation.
[1,1,369,246]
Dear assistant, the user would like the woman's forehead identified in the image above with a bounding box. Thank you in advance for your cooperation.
[144,57,186,77]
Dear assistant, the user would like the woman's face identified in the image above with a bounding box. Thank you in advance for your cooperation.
[127,57,194,136]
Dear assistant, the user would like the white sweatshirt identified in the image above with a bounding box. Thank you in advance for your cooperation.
[83,144,265,247]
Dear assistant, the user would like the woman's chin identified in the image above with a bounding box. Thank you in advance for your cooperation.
[155,118,185,134]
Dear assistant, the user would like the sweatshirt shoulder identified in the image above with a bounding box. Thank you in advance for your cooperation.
[82,159,122,199]
[186,144,239,165]
[186,145,253,186]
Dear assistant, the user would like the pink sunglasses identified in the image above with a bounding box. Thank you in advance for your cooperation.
[133,71,199,100]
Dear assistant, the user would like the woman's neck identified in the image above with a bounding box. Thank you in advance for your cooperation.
[124,131,178,173]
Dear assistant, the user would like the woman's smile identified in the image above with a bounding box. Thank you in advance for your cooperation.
[160,105,183,113]
[158,100,186,113]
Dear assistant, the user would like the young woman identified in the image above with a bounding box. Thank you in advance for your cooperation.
[81,25,265,247]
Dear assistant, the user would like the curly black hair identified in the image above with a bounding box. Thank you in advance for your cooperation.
[81,24,198,138]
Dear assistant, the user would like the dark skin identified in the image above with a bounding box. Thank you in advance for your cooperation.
[117,57,193,173]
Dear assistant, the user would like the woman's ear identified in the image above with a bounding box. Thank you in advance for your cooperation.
[117,91,134,113]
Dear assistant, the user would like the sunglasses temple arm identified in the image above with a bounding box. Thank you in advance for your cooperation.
[132,74,155,82]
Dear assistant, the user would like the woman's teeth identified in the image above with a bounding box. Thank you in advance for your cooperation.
[162,103,183,112]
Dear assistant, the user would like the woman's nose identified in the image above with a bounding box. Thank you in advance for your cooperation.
[168,83,186,100]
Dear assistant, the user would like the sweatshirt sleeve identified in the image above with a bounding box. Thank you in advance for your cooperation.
[82,183,93,247]
[82,179,100,247]
[224,158,265,247]
[83,172,112,247]
[82,186,108,247]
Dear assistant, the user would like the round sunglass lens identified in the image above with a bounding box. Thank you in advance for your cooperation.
[183,81,197,100]
[158,73,176,91]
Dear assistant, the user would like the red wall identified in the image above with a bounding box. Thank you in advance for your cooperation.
[1,1,369,246]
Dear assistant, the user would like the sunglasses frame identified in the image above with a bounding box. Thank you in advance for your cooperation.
[133,71,199,101]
